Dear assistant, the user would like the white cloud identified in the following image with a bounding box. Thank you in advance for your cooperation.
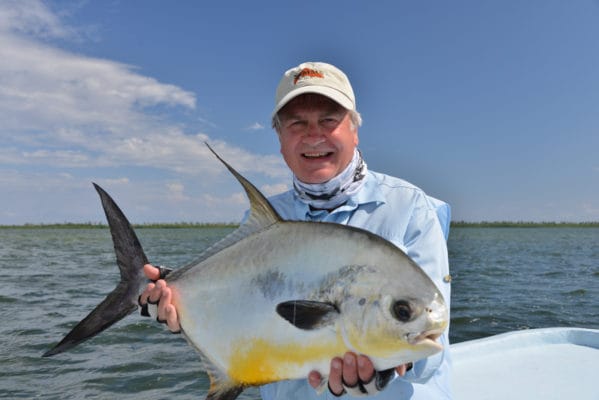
[0,0,74,39]
[22,148,91,166]
[0,34,196,134]
[0,1,288,224]
[0,0,197,153]
[261,183,289,197]
[246,122,265,131]
[0,168,247,224]
[581,202,599,219]
[0,1,287,175]
[230,192,248,205]
[99,177,130,186]
[166,182,190,202]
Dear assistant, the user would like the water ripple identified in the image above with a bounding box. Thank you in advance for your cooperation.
[2,226,598,398]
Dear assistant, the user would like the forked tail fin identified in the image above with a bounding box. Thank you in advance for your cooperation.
[43,183,148,357]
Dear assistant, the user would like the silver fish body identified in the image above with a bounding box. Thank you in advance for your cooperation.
[44,145,448,400]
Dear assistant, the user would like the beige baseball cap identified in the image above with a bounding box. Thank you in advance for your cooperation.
[272,61,356,118]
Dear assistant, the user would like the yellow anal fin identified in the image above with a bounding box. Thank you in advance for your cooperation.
[197,349,245,400]
[206,384,243,400]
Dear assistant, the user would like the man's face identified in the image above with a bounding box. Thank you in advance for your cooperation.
[277,94,359,184]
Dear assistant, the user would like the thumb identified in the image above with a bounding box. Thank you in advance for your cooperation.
[143,264,160,280]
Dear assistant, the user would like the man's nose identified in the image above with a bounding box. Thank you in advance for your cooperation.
[302,122,325,145]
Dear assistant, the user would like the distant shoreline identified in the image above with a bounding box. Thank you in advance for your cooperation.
[1,221,599,229]
[0,222,239,229]
[450,221,599,228]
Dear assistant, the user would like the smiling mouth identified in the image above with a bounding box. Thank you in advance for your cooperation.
[302,152,333,159]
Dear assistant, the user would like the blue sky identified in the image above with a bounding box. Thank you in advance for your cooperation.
[1,0,598,224]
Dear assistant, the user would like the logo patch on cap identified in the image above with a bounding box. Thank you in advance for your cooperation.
[293,68,324,85]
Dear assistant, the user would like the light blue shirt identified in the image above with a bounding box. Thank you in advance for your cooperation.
[259,170,452,399]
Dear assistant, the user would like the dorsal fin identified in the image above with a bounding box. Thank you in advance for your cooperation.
[168,144,283,278]
[205,143,282,231]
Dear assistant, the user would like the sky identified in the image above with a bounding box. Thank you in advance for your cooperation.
[1,0,598,224]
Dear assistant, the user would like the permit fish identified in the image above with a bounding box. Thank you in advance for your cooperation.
[43,144,448,400]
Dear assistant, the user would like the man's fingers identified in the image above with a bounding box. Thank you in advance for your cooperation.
[152,284,179,332]
[157,286,177,331]
[158,285,171,318]
[138,269,181,332]
[396,363,413,377]
[328,357,345,395]
[165,304,180,332]
[396,364,407,376]
[144,264,160,281]
[342,352,359,387]
[357,354,375,382]
[313,353,399,397]
[139,282,155,305]
[308,370,322,389]
[149,279,166,304]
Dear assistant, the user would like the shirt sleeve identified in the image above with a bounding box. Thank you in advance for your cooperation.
[398,195,451,384]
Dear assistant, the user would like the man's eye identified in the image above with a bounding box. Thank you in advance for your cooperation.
[321,118,339,127]
[289,120,305,127]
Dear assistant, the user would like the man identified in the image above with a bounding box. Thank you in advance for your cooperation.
[140,61,452,399]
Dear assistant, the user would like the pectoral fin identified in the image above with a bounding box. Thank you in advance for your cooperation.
[276,300,339,330]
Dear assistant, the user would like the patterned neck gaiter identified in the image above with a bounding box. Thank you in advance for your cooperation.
[293,148,367,210]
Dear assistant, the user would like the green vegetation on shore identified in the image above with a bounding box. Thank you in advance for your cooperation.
[1,221,599,229]
[0,222,239,229]
[450,221,599,228]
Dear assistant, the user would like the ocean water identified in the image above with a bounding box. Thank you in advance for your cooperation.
[1,227,597,399]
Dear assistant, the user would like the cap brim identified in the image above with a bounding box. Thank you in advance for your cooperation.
[271,86,355,118]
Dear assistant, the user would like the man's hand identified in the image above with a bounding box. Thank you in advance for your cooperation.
[308,352,410,396]
[138,264,181,333]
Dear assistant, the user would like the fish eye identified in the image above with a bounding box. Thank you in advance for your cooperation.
[392,300,412,322]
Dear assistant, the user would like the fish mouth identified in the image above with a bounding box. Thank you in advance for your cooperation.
[407,329,444,349]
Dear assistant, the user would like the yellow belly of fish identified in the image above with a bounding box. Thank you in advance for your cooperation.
[227,337,346,385]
